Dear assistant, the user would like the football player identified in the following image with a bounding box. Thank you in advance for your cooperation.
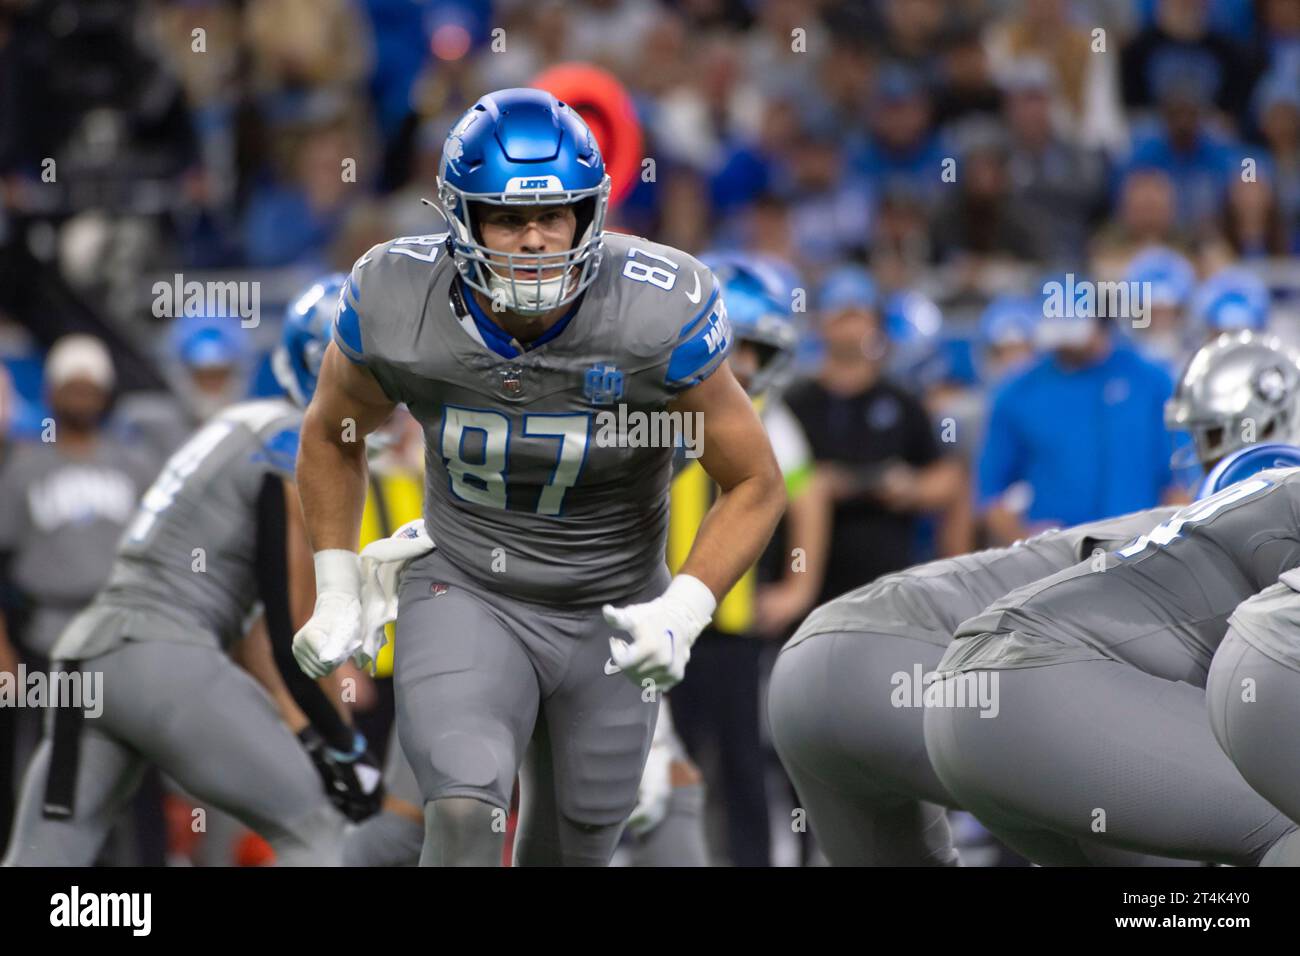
[2,277,378,867]
[1206,447,1300,828]
[292,89,787,867]
[767,330,1300,865]
[923,447,1300,866]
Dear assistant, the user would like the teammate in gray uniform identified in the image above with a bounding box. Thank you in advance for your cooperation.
[769,507,1174,866]
[924,465,1300,866]
[3,279,370,867]
[1196,444,1300,828]
[292,89,786,867]
[767,328,1300,866]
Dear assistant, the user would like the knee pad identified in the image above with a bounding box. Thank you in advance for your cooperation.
[416,730,514,807]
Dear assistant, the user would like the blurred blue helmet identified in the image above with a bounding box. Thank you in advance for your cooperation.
[885,290,945,388]
[1125,246,1196,310]
[817,265,877,315]
[435,88,611,315]
[273,274,344,407]
[173,316,245,370]
[1195,443,1300,500]
[701,251,797,397]
[1192,267,1270,333]
[979,294,1041,349]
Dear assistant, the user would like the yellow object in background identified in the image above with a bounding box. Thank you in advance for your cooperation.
[668,458,755,635]
[359,471,425,677]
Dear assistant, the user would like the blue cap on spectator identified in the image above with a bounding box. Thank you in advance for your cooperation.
[174,316,245,369]
[980,294,1041,347]
[818,265,877,314]
[1254,70,1300,124]
[1192,267,1271,332]
[1125,246,1196,309]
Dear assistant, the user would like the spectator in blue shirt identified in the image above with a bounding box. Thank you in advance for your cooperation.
[850,63,947,212]
[977,276,1182,544]
[1125,66,1241,234]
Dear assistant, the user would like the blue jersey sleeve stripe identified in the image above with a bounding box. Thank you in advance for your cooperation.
[676,282,722,342]
[333,280,366,364]
[666,294,732,390]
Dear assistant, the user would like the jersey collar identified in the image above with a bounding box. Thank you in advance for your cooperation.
[456,277,584,360]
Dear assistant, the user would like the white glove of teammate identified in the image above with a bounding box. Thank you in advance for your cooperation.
[292,550,364,678]
[602,575,717,692]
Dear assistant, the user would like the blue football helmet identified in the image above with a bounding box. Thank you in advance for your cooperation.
[1195,442,1300,499]
[435,88,612,315]
[1192,267,1270,333]
[273,274,345,407]
[885,290,944,388]
[1124,246,1196,310]
[701,251,797,397]
[173,315,245,370]
[979,294,1041,349]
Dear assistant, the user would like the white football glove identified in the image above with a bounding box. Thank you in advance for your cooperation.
[602,575,716,692]
[292,550,363,678]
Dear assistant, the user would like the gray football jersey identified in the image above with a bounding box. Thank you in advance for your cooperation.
[0,437,156,656]
[52,399,302,661]
[785,506,1175,651]
[335,230,732,605]
[940,467,1300,681]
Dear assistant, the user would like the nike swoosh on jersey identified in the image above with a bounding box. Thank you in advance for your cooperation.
[684,272,702,304]
[604,658,623,676]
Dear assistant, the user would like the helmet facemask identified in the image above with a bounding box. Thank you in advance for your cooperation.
[438,176,611,315]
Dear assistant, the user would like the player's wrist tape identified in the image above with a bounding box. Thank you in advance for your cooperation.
[665,574,717,625]
[314,549,361,596]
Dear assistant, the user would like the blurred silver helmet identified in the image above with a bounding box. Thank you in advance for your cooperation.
[1166,330,1300,469]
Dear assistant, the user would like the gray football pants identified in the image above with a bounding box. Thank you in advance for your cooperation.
[2,639,345,866]
[769,631,1195,867]
[392,548,667,867]
[1207,630,1300,828]
[769,631,959,866]
[924,656,1300,866]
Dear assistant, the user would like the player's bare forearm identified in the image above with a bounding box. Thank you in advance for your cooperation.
[234,617,310,733]
[668,365,786,600]
[297,343,396,553]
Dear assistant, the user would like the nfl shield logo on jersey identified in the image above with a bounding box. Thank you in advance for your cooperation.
[499,364,526,396]
[584,364,624,406]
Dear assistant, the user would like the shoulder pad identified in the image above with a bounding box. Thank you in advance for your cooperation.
[335,233,453,365]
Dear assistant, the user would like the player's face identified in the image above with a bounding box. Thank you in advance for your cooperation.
[477,204,578,281]
[49,379,109,431]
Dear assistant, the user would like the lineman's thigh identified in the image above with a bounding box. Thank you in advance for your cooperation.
[2,715,146,867]
[769,631,958,865]
[924,659,1296,866]
[1208,631,1300,826]
[101,641,345,864]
